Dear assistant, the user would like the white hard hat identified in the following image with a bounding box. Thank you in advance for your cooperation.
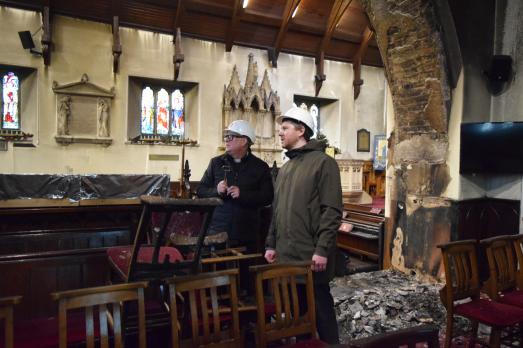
[276,106,314,133]
[224,120,256,144]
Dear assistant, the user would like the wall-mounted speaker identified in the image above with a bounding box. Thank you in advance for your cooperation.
[485,55,513,96]
[18,31,35,50]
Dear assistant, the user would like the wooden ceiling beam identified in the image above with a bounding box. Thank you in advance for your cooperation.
[270,0,301,67]
[315,0,352,96]
[173,28,184,80]
[111,0,122,73]
[41,5,52,66]
[173,0,184,30]
[318,0,352,57]
[225,0,241,52]
[112,16,122,73]
[352,25,374,99]
[184,0,232,18]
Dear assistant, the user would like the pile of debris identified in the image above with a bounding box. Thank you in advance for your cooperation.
[332,269,469,344]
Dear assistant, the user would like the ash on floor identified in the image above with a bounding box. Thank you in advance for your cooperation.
[332,269,470,344]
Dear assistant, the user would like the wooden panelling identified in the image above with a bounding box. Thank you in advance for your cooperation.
[0,204,142,319]
[0,249,109,318]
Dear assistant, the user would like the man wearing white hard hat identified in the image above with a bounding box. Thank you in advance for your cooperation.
[265,106,342,344]
[197,119,273,253]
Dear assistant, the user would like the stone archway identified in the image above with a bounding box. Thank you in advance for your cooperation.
[361,0,453,278]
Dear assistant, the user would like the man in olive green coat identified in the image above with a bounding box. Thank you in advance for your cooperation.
[265,106,343,344]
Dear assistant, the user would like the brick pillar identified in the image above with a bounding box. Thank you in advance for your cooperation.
[361,0,453,278]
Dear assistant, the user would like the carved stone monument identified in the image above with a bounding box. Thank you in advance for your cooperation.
[223,54,282,164]
[53,74,115,146]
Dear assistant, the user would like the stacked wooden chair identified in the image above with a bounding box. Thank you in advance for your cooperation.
[167,269,241,348]
[51,282,148,348]
[438,239,523,348]
[0,296,21,348]
[249,262,328,348]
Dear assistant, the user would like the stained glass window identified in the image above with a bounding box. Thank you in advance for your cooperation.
[156,88,169,135]
[296,101,319,138]
[171,89,184,138]
[141,87,154,134]
[2,72,20,130]
[310,104,319,137]
[140,86,185,139]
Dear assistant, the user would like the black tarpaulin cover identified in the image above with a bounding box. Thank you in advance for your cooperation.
[0,174,170,201]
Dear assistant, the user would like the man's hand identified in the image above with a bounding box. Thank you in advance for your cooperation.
[311,254,328,272]
[265,249,277,263]
[227,185,240,199]
[217,180,228,194]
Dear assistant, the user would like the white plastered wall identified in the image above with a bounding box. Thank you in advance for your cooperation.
[0,7,386,180]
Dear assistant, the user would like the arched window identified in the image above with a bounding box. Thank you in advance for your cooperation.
[140,86,185,139]
[2,72,20,130]
[171,89,184,137]
[295,101,319,138]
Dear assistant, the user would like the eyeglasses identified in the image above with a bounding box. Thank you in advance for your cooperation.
[223,135,242,142]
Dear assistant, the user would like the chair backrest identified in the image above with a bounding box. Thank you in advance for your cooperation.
[127,196,222,281]
[249,261,316,348]
[481,235,518,299]
[0,296,22,348]
[511,234,523,289]
[438,240,480,308]
[167,269,240,348]
[348,324,440,348]
[51,282,148,348]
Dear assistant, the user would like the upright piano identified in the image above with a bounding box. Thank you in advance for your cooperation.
[337,203,385,269]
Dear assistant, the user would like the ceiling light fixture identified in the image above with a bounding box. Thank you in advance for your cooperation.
[292,6,299,18]
[242,0,249,8]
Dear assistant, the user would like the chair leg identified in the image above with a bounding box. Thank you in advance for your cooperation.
[444,315,454,348]
[468,321,478,348]
[489,328,501,348]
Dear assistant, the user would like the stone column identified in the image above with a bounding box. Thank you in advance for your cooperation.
[361,0,453,278]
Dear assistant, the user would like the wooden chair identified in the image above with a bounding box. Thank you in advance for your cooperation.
[481,235,523,306]
[51,282,148,348]
[347,324,439,348]
[512,234,523,289]
[107,195,222,282]
[438,240,523,348]
[0,296,22,348]
[249,262,327,348]
[166,269,240,348]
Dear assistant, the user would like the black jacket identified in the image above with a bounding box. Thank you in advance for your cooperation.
[197,152,273,242]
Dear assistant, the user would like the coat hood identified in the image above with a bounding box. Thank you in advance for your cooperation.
[286,139,327,159]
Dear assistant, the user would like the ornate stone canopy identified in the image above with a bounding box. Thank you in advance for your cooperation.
[222,54,282,164]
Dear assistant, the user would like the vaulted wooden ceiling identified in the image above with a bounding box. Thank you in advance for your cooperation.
[0,0,383,68]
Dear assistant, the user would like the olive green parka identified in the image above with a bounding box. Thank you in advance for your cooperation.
[265,139,343,283]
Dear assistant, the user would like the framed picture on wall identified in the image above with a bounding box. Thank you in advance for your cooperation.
[357,128,370,152]
[373,134,387,171]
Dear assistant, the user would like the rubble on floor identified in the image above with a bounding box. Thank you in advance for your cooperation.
[331,269,469,344]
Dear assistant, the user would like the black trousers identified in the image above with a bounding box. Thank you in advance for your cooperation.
[297,281,340,344]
